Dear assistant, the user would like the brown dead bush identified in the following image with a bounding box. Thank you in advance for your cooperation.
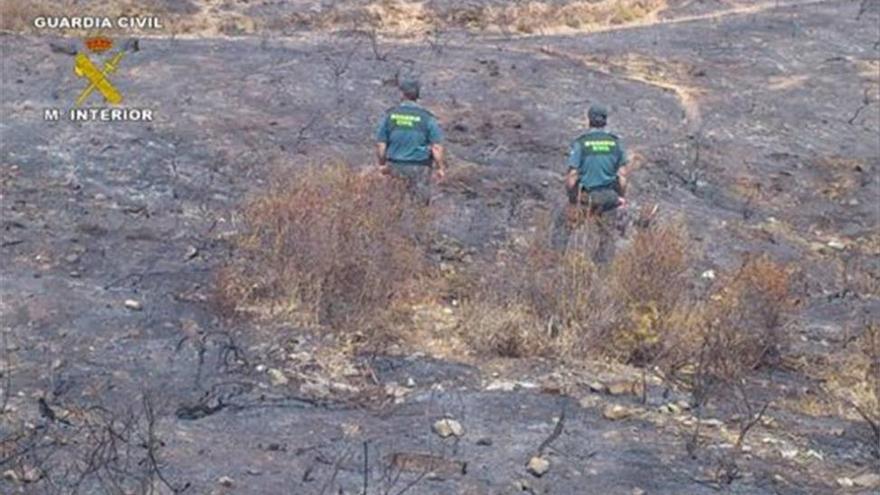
[458,219,794,386]
[464,303,547,358]
[605,221,693,364]
[217,162,429,335]
[486,0,664,34]
[460,221,689,360]
[664,256,789,388]
[859,323,880,455]
[705,255,792,373]
[676,256,793,463]
[612,220,690,310]
[662,255,792,428]
[458,228,598,358]
[824,322,880,456]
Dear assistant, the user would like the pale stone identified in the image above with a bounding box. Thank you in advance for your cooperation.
[603,404,636,421]
[124,299,142,310]
[267,368,288,386]
[527,456,550,477]
[433,418,464,438]
[852,473,880,488]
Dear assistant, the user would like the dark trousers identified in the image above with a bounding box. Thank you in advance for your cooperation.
[388,162,432,206]
[551,186,620,263]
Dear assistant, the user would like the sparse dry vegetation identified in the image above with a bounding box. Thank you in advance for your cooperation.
[452,217,793,384]
[824,322,880,457]
[1,392,184,494]
[1,0,667,36]
[457,220,643,360]
[456,222,609,360]
[0,0,252,36]
[221,171,795,378]
[461,303,548,358]
[855,323,880,456]
[218,163,430,338]
[303,0,667,37]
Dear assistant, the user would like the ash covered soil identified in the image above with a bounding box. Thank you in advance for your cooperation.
[1,0,879,493]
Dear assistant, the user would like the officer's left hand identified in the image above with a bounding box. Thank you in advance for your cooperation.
[433,168,446,182]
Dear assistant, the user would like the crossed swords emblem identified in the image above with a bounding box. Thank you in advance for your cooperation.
[53,38,139,106]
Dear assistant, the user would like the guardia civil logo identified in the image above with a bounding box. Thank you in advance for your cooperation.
[37,16,162,123]
[74,35,130,106]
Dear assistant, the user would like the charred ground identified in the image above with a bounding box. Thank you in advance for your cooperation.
[1,0,879,494]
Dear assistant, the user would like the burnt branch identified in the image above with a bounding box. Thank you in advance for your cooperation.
[1,329,12,417]
[535,403,566,456]
[365,27,389,61]
[856,0,874,20]
[847,87,873,125]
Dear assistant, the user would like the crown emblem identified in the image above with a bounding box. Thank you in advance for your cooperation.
[84,36,113,54]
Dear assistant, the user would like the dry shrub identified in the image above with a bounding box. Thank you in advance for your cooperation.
[458,218,794,387]
[501,0,663,33]
[612,301,703,369]
[459,220,689,360]
[854,323,880,455]
[458,236,557,358]
[610,2,648,24]
[596,221,693,366]
[479,233,607,330]
[457,225,606,358]
[662,255,792,421]
[217,162,429,334]
[443,5,489,30]
[705,256,792,373]
[464,303,546,358]
[825,323,880,456]
[612,221,690,310]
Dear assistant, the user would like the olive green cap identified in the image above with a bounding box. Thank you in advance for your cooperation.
[588,104,608,121]
[399,78,421,99]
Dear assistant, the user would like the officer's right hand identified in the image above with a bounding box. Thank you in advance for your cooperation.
[433,167,446,182]
[378,164,390,176]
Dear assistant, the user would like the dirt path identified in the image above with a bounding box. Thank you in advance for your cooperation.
[534,45,702,132]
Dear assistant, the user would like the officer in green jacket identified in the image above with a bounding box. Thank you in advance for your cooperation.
[375,79,446,205]
[552,105,630,261]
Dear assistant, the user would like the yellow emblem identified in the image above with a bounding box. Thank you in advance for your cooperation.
[73,49,125,106]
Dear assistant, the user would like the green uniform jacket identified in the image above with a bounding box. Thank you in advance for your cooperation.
[375,101,444,165]
[567,129,628,191]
